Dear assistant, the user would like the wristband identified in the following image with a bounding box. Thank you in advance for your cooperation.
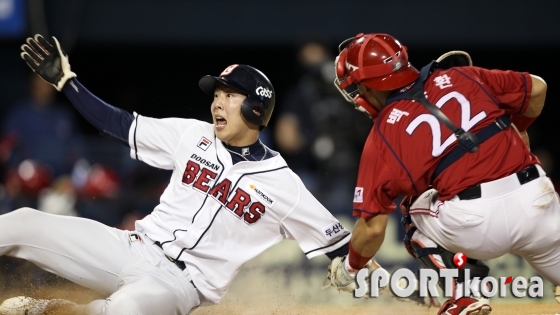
[348,241,373,270]
[511,114,537,133]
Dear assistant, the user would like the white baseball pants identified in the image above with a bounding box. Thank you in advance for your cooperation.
[411,165,560,286]
[0,208,200,315]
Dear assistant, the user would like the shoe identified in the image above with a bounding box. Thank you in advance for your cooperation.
[437,297,491,315]
[0,296,76,315]
[554,285,560,303]
[0,297,49,315]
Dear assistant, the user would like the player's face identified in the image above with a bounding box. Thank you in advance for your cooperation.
[211,85,259,146]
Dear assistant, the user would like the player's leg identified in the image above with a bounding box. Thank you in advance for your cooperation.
[507,175,560,290]
[0,207,140,294]
[403,228,491,315]
[0,208,201,314]
[0,255,200,315]
[403,190,492,315]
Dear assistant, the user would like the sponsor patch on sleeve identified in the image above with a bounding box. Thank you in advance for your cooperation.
[323,221,345,241]
[354,187,364,203]
[249,184,275,208]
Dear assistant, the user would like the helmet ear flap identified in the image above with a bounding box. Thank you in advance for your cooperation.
[335,48,348,79]
[241,97,267,126]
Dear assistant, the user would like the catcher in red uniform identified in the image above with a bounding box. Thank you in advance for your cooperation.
[323,33,560,315]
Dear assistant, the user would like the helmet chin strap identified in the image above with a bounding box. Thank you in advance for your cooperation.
[354,95,380,119]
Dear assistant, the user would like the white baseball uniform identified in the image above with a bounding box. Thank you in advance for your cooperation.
[409,164,560,288]
[130,114,351,304]
[0,114,350,314]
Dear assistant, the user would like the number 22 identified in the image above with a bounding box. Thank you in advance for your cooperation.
[405,91,486,157]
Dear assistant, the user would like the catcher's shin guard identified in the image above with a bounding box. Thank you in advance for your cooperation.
[405,228,490,300]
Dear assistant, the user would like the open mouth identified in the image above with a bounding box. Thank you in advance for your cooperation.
[215,116,227,131]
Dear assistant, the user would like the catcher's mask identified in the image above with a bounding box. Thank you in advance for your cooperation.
[199,64,275,128]
[334,33,419,119]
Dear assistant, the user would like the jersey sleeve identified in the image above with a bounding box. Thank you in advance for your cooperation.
[280,173,351,259]
[352,139,399,219]
[129,113,201,169]
[465,67,532,115]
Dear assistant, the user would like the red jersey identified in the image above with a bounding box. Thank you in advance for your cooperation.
[353,66,540,218]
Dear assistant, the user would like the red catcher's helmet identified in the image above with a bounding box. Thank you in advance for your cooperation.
[334,33,419,118]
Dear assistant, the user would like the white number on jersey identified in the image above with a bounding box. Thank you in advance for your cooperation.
[405,91,487,157]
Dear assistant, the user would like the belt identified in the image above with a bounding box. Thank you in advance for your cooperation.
[457,165,540,200]
[154,241,186,271]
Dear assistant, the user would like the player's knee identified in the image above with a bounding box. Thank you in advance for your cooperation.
[6,207,43,222]
[107,281,179,315]
[3,207,46,232]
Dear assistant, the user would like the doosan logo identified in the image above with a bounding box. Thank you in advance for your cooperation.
[255,86,273,98]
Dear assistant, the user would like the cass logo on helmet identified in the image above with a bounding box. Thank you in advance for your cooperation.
[334,33,419,119]
[255,86,273,98]
[199,64,276,127]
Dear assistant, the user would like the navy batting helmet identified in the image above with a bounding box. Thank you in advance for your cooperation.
[199,64,275,127]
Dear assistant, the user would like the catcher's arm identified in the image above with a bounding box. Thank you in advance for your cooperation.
[511,75,546,150]
[321,213,388,296]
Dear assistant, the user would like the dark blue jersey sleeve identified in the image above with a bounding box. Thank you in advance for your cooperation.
[62,79,134,145]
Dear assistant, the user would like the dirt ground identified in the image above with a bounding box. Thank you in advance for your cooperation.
[192,304,560,315]
[0,258,557,315]
[190,270,559,315]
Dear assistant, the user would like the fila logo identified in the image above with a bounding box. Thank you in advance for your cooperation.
[354,187,364,203]
[220,64,239,76]
[197,137,212,151]
[386,108,409,124]
[129,232,143,243]
[255,86,273,98]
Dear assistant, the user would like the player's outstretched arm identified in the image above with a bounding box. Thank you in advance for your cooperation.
[20,34,135,146]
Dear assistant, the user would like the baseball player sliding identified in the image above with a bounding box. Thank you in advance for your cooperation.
[323,33,560,315]
[0,34,356,315]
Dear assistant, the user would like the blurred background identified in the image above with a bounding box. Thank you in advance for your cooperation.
[0,0,559,311]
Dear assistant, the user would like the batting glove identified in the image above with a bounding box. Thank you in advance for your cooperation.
[322,256,388,297]
[20,34,76,91]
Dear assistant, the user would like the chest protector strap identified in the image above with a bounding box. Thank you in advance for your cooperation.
[385,62,511,183]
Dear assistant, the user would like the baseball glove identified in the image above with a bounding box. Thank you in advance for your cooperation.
[20,34,76,91]
[322,256,441,307]
[321,255,387,297]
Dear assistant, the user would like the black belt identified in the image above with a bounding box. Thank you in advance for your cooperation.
[154,241,186,271]
[457,165,540,200]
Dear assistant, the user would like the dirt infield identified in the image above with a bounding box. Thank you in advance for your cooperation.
[0,256,557,315]
[191,267,559,315]
[192,304,560,315]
